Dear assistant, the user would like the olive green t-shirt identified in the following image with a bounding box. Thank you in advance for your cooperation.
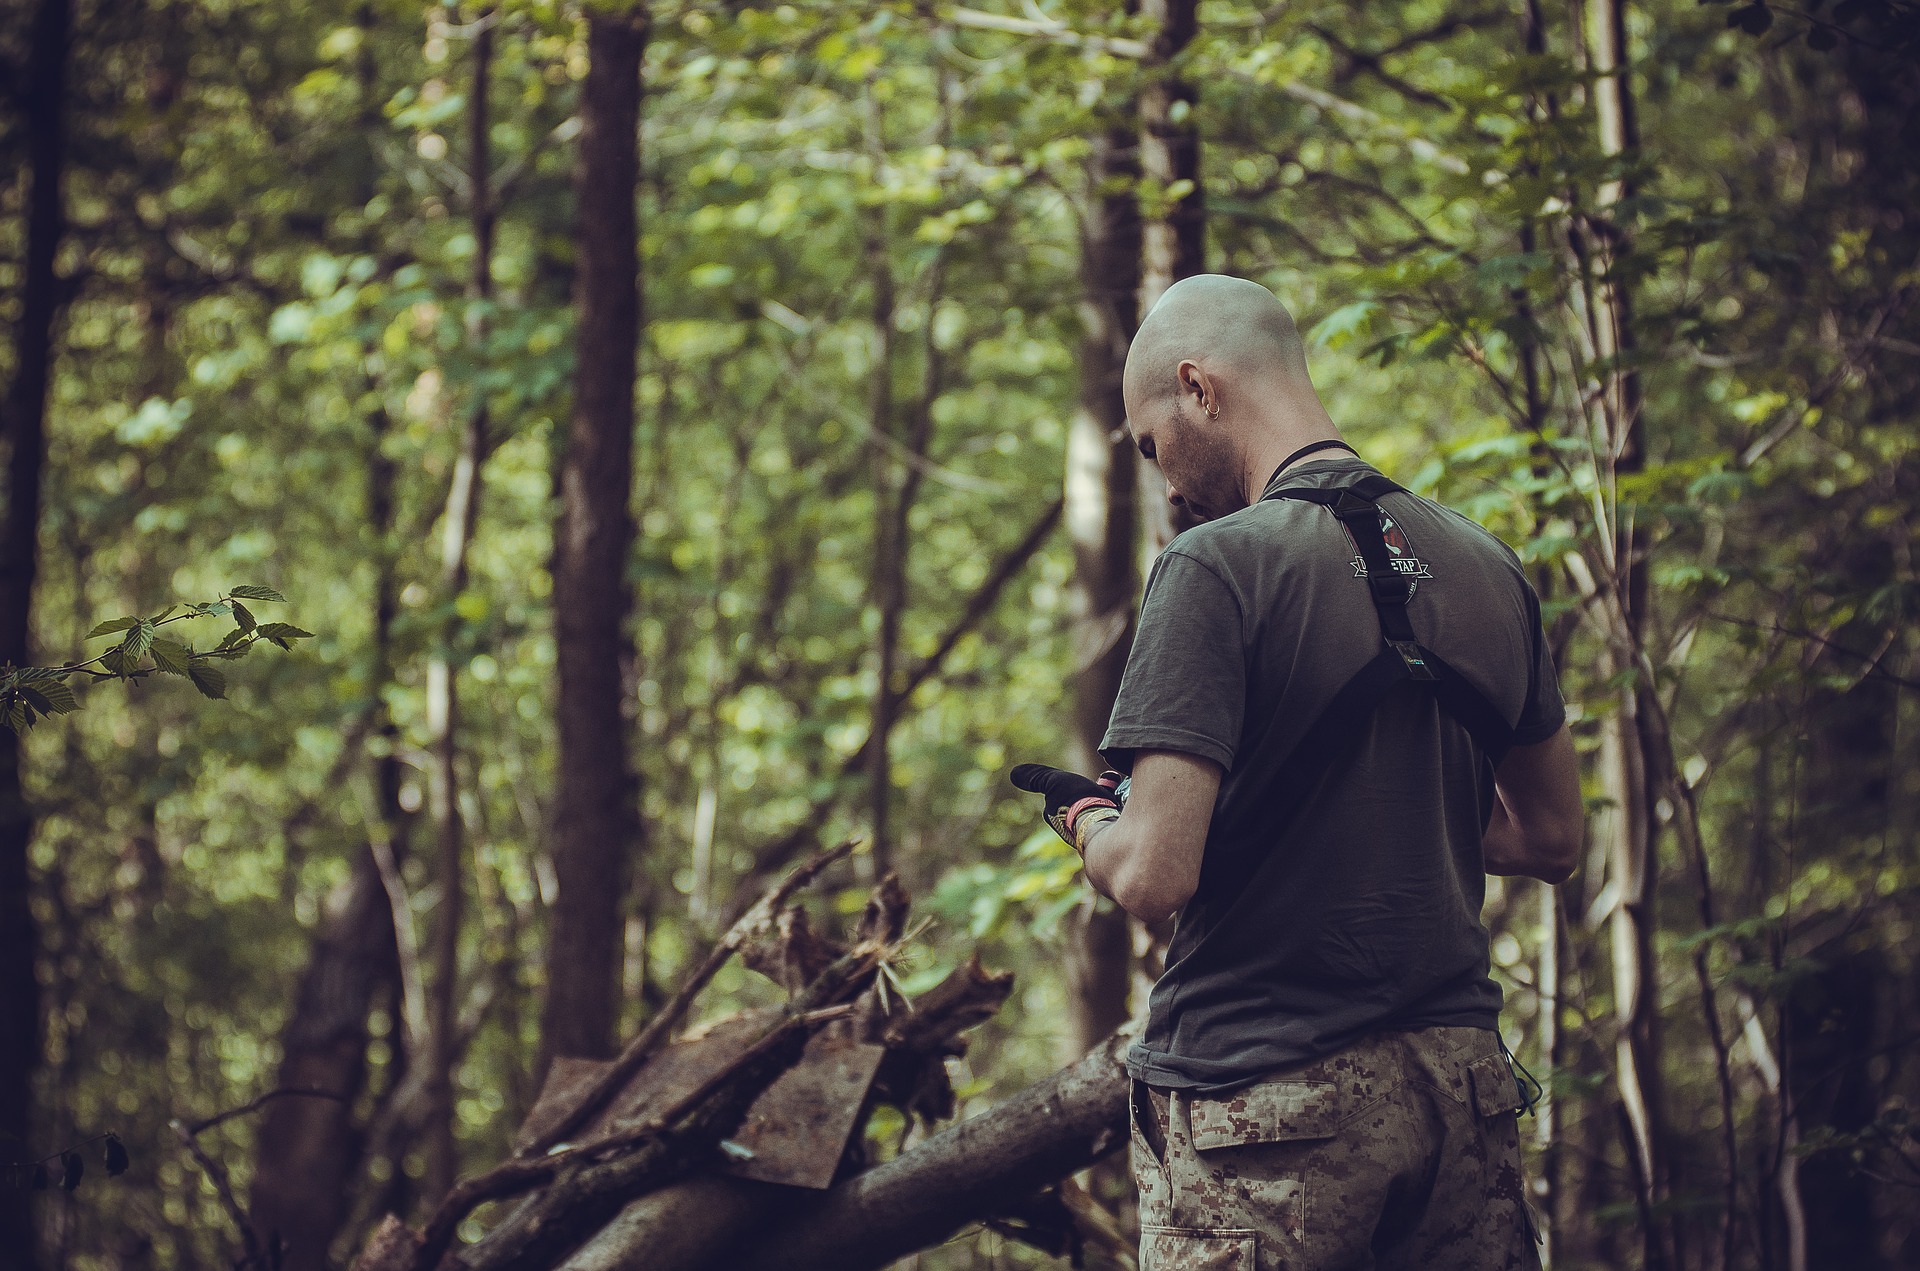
[1102,457,1565,1092]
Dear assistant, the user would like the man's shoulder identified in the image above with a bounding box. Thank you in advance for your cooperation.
[1169,494,1337,564]
[1381,487,1529,576]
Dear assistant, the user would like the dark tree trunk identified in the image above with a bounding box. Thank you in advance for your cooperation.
[864,238,899,881]
[0,1,70,1265]
[540,5,646,1072]
[1136,0,1204,557]
[1064,112,1143,1060]
[249,852,401,1269]
[425,4,499,1204]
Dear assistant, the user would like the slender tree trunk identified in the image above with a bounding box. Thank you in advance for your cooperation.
[425,5,497,1206]
[863,155,900,881]
[0,2,69,1265]
[1136,0,1204,561]
[1583,0,1669,1264]
[541,4,647,1073]
[1064,112,1143,1060]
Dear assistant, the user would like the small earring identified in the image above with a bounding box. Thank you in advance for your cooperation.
[1206,402,1220,419]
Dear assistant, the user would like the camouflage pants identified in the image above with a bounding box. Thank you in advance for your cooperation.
[1130,1026,1540,1271]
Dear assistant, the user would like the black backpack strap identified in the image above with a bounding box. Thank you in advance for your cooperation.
[1194,474,1514,902]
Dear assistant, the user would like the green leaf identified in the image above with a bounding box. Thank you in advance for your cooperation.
[150,639,192,676]
[229,585,286,603]
[1310,301,1382,349]
[36,681,78,714]
[231,601,257,633]
[122,621,155,664]
[255,623,314,649]
[187,660,227,700]
[87,617,139,639]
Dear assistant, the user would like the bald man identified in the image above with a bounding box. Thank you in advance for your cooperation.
[1012,275,1581,1270]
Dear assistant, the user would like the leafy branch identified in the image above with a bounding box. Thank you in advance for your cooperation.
[0,586,313,731]
[1,1131,131,1191]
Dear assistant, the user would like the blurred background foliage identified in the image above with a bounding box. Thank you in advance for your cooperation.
[1,0,1917,1267]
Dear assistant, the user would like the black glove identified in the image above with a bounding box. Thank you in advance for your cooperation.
[1010,763,1124,851]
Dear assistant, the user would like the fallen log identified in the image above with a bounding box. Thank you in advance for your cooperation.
[730,1023,1132,1270]
[555,1025,1134,1271]
[347,841,1130,1271]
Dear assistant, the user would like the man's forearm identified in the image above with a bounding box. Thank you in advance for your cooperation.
[1482,788,1579,882]
[1078,815,1184,923]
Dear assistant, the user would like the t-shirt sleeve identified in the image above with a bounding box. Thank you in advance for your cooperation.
[1099,548,1245,774]
[1509,580,1567,746]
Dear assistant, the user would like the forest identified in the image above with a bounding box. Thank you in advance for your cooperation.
[1,0,1917,1267]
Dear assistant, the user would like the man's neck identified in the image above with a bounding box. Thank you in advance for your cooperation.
[1242,426,1349,504]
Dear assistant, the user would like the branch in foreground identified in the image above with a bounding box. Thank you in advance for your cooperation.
[555,1025,1135,1271]
[727,1025,1133,1270]
[520,838,857,1157]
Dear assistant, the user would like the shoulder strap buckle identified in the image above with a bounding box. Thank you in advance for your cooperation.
[1389,639,1438,681]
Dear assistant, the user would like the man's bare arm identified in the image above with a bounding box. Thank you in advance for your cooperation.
[1483,723,1583,883]
[1081,749,1222,922]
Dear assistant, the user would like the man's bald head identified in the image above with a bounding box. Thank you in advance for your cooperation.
[1123,274,1314,414]
[1120,274,1342,522]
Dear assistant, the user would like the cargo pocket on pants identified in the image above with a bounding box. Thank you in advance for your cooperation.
[1140,1225,1257,1271]
[1185,1080,1342,1250]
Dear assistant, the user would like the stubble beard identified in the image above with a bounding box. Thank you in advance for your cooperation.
[1170,414,1246,522]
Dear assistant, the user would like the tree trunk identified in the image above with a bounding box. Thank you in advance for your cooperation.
[1583,0,1669,1264]
[425,4,498,1206]
[540,3,647,1075]
[863,193,900,882]
[250,851,402,1270]
[0,1,69,1265]
[1136,0,1204,561]
[1064,110,1143,1060]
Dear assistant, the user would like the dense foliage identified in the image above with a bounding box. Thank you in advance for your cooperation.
[2,0,1916,1267]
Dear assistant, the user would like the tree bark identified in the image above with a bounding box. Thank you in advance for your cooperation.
[1136,0,1204,561]
[425,4,498,1206]
[541,3,647,1076]
[250,852,402,1270]
[0,1,69,1265]
[726,1029,1131,1271]
[1064,107,1143,1060]
[863,188,901,881]
[550,1028,1134,1271]
[1582,1,1669,1265]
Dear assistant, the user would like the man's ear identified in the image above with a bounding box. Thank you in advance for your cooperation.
[1177,359,1215,416]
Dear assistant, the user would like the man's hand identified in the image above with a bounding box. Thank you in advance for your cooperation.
[1009,763,1122,853]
